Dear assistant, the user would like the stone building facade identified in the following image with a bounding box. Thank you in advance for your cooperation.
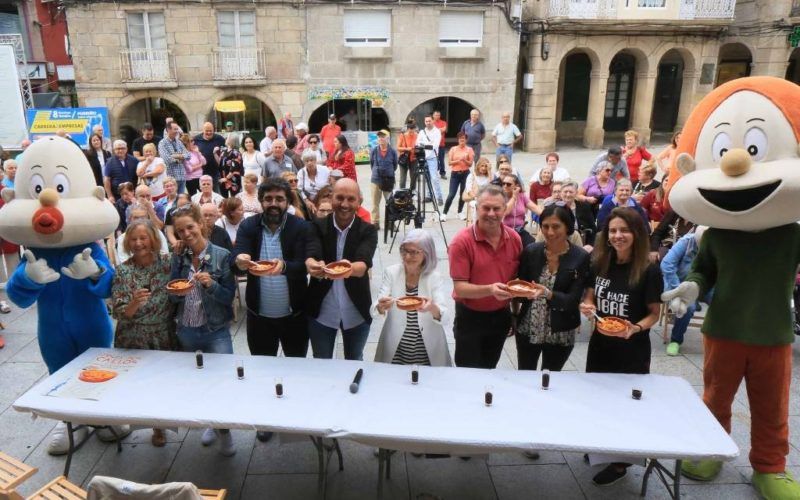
[64,0,520,145]
[521,0,800,152]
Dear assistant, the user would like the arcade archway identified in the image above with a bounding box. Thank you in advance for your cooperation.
[406,96,477,145]
[116,97,190,148]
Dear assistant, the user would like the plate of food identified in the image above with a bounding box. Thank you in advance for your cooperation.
[166,278,194,296]
[249,260,278,277]
[323,260,352,279]
[396,296,426,311]
[596,316,629,337]
[78,368,118,383]
[506,279,536,298]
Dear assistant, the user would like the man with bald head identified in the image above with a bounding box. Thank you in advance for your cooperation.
[194,122,226,193]
[305,178,378,360]
[130,184,165,230]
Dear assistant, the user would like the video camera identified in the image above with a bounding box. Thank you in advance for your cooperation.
[386,189,415,224]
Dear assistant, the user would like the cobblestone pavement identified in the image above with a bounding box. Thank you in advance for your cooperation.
[1,143,794,499]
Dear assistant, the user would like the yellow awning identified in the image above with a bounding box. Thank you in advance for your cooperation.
[214,100,246,113]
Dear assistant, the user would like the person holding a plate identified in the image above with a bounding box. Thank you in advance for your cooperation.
[305,178,378,360]
[111,219,176,447]
[169,203,237,456]
[578,206,663,486]
[515,204,591,372]
[372,229,451,367]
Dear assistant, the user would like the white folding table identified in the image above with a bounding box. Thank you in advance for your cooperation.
[13,348,738,499]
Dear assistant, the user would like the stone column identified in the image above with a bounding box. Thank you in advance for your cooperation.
[583,68,608,149]
[631,70,657,145]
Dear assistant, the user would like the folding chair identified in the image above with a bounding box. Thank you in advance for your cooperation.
[27,476,86,500]
[0,452,37,500]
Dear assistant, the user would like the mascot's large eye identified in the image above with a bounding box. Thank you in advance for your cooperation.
[743,127,768,161]
[53,173,70,196]
[711,132,732,163]
[28,174,45,199]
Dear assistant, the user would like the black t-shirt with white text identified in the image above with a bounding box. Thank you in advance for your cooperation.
[592,261,663,333]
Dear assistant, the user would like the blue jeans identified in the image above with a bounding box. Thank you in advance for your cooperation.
[177,325,233,354]
[176,180,187,195]
[426,157,443,201]
[437,147,447,176]
[469,143,482,165]
[496,144,513,162]
[443,170,469,214]
[308,318,370,360]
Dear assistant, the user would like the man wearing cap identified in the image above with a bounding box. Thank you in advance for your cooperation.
[224,121,241,149]
[320,114,341,159]
[369,130,398,230]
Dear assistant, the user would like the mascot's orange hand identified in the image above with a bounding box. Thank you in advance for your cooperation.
[60,248,102,281]
[23,249,60,285]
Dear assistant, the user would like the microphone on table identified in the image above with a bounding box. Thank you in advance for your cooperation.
[349,368,364,394]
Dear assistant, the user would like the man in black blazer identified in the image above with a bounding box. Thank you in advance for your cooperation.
[305,178,378,360]
[232,177,309,358]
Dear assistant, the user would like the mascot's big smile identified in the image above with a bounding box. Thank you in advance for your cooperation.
[698,180,781,212]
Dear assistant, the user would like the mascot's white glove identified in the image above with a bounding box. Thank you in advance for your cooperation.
[23,249,60,285]
[661,281,700,319]
[61,248,103,281]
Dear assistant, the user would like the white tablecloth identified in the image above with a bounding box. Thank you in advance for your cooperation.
[13,348,738,460]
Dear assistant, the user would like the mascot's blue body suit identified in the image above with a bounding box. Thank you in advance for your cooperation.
[7,243,113,373]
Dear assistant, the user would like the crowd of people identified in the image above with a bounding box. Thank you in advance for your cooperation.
[0,115,703,487]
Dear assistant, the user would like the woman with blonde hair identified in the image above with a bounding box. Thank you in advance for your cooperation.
[136,143,167,200]
[181,133,206,197]
[463,157,492,223]
[621,129,651,183]
[111,219,176,447]
[373,229,451,366]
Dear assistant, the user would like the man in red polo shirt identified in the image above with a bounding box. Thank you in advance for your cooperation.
[320,114,342,160]
[448,184,522,368]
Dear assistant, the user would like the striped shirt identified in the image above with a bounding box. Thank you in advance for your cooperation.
[158,136,190,182]
[258,216,291,318]
[180,247,209,327]
[391,285,430,366]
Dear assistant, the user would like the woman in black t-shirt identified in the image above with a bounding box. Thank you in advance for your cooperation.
[579,206,663,486]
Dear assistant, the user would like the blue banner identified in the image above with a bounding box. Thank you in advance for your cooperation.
[26,107,110,149]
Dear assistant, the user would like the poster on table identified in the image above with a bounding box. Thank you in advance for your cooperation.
[0,44,29,149]
[26,107,110,149]
[45,351,142,401]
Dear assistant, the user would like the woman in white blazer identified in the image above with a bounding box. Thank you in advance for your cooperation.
[372,229,452,366]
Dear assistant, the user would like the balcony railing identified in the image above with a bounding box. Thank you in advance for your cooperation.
[212,47,266,81]
[547,0,617,19]
[547,0,735,20]
[119,48,176,83]
[791,0,800,17]
[679,0,736,19]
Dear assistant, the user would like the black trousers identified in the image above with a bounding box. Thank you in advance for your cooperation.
[186,178,200,197]
[514,334,573,371]
[246,311,309,358]
[454,303,511,369]
[585,330,651,374]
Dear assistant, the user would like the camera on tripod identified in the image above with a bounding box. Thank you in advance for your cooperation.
[386,189,416,225]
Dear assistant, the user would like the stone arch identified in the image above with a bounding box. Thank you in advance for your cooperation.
[208,89,283,127]
[205,91,279,143]
[787,47,800,84]
[111,91,192,146]
[555,49,596,144]
[716,42,754,86]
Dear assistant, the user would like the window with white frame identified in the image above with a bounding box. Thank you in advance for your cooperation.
[638,0,666,7]
[343,10,391,47]
[218,11,256,48]
[439,11,483,47]
[126,12,166,50]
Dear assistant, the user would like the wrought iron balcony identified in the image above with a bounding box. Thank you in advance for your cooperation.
[212,47,266,81]
[119,48,176,83]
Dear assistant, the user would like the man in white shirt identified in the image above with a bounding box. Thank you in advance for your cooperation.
[529,152,572,184]
[260,126,277,155]
[491,112,523,162]
[415,115,444,205]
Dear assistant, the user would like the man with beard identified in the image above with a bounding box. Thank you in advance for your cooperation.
[305,178,378,361]
[448,184,522,369]
[232,178,310,442]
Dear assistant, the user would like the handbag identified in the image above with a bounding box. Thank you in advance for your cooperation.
[398,151,410,168]
[379,175,395,192]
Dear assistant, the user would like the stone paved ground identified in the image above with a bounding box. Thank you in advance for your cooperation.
[1,143,797,499]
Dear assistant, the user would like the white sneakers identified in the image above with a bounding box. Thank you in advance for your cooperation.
[458,211,466,221]
[96,425,132,442]
[201,428,235,456]
[218,431,236,457]
[439,213,447,222]
[47,421,87,456]
[201,428,217,446]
